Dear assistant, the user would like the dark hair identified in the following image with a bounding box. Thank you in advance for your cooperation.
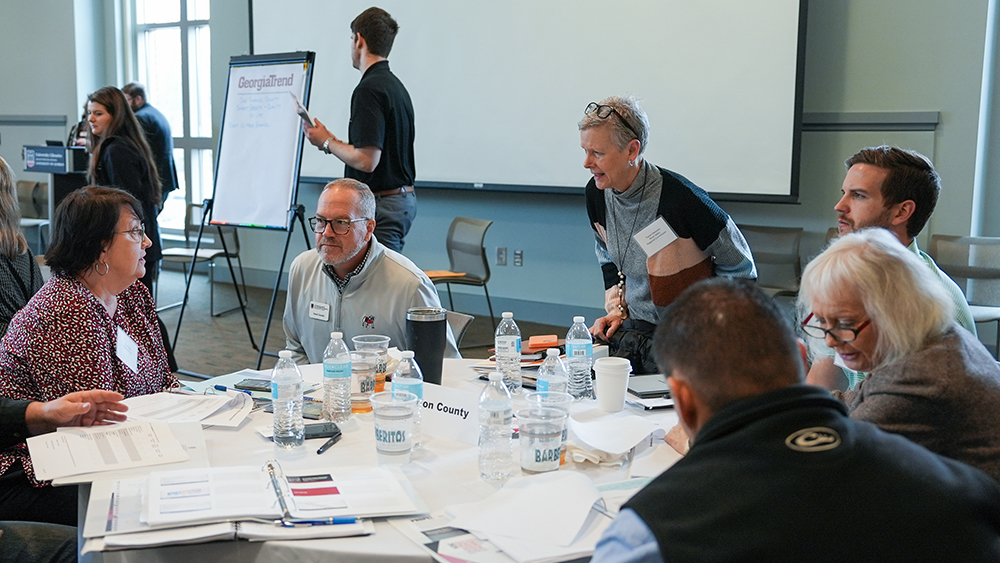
[653,278,803,413]
[121,82,147,101]
[351,7,399,57]
[86,86,162,206]
[845,145,940,239]
[45,186,144,278]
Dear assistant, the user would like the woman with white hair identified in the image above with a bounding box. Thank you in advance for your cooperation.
[798,227,1000,482]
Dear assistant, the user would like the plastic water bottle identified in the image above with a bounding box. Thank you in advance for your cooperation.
[272,350,304,449]
[322,332,352,422]
[536,348,569,394]
[479,372,514,481]
[392,351,424,448]
[495,312,522,393]
[566,316,594,399]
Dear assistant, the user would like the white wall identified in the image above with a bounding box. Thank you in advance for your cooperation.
[0,0,993,326]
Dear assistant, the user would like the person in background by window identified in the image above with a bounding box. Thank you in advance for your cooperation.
[0,157,42,338]
[122,83,179,208]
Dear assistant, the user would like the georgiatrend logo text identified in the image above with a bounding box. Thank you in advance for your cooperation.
[784,427,841,452]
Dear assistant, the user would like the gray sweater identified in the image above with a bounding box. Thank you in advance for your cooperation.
[835,325,1000,482]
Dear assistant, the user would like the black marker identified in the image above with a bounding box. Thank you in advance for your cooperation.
[316,433,342,455]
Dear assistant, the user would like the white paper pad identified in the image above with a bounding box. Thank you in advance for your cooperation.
[447,472,600,547]
[199,391,253,427]
[123,392,231,423]
[568,408,664,456]
[28,420,189,480]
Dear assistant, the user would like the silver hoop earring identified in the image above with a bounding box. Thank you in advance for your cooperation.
[96,261,109,276]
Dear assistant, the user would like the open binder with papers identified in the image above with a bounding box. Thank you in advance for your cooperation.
[82,461,424,551]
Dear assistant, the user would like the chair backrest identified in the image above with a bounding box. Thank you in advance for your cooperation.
[182,202,203,246]
[216,225,240,257]
[33,183,48,219]
[446,217,493,283]
[929,235,1000,306]
[16,181,40,218]
[738,224,803,293]
[446,310,475,348]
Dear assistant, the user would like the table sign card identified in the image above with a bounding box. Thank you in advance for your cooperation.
[421,383,480,445]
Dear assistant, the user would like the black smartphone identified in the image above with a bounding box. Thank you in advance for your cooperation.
[234,378,272,393]
[304,422,340,440]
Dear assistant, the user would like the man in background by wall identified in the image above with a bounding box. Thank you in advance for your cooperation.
[122,83,179,208]
[808,145,976,390]
[304,7,416,252]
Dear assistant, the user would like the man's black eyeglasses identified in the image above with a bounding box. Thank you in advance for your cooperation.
[585,102,640,141]
[308,216,369,235]
[800,313,871,343]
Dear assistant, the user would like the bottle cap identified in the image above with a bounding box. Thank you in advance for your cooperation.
[331,331,342,339]
[401,350,415,359]
[489,372,502,381]
[502,312,513,318]
[278,350,292,359]
[573,316,585,323]
[546,348,560,356]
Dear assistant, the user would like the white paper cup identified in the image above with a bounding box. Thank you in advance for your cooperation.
[593,357,632,412]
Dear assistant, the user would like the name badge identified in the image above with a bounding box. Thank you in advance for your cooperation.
[633,216,677,257]
[309,301,330,322]
[116,326,139,373]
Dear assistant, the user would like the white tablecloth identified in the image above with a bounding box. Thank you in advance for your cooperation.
[80,360,679,563]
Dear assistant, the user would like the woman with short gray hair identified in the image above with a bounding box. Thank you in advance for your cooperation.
[798,227,1000,482]
[581,94,755,374]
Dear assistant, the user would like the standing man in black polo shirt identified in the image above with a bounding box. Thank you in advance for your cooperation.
[304,7,416,252]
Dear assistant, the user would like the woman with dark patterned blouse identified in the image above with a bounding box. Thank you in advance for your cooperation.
[0,157,43,338]
[0,186,176,526]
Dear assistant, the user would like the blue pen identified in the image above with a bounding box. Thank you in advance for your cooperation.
[283,517,358,527]
[214,384,252,396]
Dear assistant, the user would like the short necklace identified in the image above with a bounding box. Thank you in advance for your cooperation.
[608,165,648,316]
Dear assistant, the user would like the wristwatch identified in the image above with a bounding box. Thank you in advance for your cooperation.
[322,137,334,153]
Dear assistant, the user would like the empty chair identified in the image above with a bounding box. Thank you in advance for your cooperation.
[929,235,1000,356]
[738,224,803,299]
[446,311,475,349]
[160,202,247,316]
[424,217,495,330]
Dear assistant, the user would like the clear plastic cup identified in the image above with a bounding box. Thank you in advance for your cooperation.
[515,407,567,474]
[370,391,418,464]
[350,350,378,413]
[353,335,391,392]
[524,391,574,465]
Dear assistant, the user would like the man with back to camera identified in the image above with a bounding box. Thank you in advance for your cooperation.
[121,83,179,207]
[282,178,457,364]
[807,145,976,391]
[591,278,1000,563]
[304,7,416,252]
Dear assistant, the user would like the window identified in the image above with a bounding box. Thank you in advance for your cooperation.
[132,0,213,232]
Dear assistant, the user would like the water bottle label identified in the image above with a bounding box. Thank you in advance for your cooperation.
[487,408,512,424]
[536,379,550,392]
[323,359,351,379]
[392,380,424,399]
[271,381,278,400]
[496,336,520,355]
[567,342,593,358]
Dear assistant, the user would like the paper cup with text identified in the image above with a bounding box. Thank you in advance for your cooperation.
[593,357,632,412]
[370,391,418,464]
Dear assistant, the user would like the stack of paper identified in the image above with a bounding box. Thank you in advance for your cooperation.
[446,472,611,563]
